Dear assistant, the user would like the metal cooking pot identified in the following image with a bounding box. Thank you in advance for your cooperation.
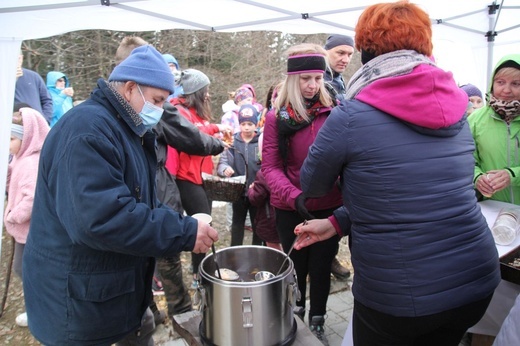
[198,246,299,346]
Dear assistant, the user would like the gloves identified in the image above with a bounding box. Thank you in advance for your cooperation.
[295,193,315,220]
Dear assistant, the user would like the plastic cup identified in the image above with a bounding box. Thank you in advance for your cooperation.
[491,208,520,245]
[192,213,213,224]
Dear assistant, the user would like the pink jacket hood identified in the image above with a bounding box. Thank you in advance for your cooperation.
[5,108,49,243]
[356,64,468,129]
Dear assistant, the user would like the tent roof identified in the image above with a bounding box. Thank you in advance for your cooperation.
[1,0,519,47]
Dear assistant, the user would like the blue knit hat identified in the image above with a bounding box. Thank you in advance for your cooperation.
[238,104,259,125]
[109,45,174,94]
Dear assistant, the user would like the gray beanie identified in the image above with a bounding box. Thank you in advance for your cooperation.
[324,34,354,50]
[109,45,174,94]
[179,69,210,94]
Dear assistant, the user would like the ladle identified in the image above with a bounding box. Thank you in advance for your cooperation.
[275,235,299,276]
[211,243,222,279]
[275,220,307,276]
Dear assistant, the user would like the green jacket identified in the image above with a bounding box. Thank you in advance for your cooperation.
[468,53,520,204]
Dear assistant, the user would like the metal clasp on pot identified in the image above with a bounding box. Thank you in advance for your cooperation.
[242,297,253,328]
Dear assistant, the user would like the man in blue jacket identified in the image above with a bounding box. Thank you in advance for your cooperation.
[23,45,218,346]
[15,53,53,123]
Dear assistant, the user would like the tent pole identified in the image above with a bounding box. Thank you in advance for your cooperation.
[486,1,501,87]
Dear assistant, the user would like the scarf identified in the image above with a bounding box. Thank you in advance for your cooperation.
[345,50,435,100]
[488,94,520,124]
[104,80,143,127]
[276,93,328,171]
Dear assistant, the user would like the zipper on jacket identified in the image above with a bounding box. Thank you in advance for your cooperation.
[135,186,142,202]
[507,125,514,204]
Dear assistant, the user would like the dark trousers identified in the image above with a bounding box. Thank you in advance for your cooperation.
[275,208,339,319]
[156,254,192,315]
[353,294,493,346]
[115,307,154,346]
[231,196,261,246]
[176,179,212,276]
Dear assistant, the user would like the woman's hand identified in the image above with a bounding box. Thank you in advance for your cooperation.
[486,169,511,193]
[476,173,495,197]
[293,219,337,250]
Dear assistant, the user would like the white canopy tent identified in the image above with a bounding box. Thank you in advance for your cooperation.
[1,0,519,250]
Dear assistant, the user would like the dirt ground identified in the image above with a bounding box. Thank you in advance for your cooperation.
[0,202,352,345]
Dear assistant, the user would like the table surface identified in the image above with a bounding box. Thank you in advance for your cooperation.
[173,310,322,345]
[468,200,520,337]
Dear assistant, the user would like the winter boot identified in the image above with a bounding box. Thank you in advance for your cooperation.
[309,315,329,346]
[331,257,351,280]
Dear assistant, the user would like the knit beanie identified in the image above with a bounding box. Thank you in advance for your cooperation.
[460,84,483,99]
[109,45,174,94]
[238,104,259,125]
[234,88,254,105]
[179,69,210,94]
[324,34,354,50]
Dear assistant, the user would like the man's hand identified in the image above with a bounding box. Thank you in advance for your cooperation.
[223,167,235,177]
[192,221,219,254]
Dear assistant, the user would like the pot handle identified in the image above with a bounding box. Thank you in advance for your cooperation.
[287,282,301,306]
[287,270,301,305]
[196,285,206,312]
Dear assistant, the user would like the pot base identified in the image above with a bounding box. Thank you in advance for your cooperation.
[199,318,297,346]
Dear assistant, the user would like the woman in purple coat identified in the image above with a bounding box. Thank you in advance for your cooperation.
[261,43,342,344]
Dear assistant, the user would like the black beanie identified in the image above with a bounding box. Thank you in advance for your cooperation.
[324,34,354,50]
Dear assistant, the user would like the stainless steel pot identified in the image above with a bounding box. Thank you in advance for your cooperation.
[198,246,299,346]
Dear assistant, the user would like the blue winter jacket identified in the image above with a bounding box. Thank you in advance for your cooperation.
[301,60,500,317]
[23,79,198,345]
[46,71,74,127]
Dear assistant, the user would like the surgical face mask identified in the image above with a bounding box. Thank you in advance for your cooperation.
[137,85,164,130]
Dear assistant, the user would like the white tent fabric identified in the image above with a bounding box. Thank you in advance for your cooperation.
[0,0,519,251]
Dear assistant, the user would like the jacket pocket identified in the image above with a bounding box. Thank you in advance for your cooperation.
[66,268,138,341]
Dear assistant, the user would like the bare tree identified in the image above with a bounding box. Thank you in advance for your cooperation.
[21,29,361,120]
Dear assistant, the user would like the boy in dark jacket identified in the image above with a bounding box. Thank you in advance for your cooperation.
[217,104,261,246]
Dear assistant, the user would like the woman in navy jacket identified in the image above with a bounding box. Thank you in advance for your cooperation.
[295,2,500,345]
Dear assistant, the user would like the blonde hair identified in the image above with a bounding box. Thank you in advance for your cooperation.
[494,67,520,81]
[274,43,333,121]
[115,36,148,66]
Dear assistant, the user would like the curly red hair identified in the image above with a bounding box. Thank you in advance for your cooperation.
[355,0,432,57]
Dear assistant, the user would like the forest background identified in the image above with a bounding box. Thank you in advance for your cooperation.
[20,29,362,118]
